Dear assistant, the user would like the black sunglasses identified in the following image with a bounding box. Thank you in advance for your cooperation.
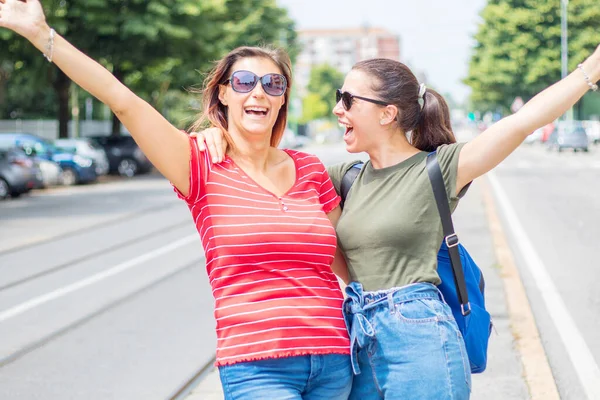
[336,89,388,111]
[224,70,287,97]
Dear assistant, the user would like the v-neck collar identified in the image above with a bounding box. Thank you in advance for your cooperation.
[225,149,299,198]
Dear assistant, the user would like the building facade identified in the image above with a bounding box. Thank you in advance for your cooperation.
[294,27,401,97]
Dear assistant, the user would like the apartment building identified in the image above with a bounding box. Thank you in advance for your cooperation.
[294,26,401,96]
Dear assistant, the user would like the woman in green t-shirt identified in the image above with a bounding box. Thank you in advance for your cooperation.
[324,50,599,400]
[196,45,599,399]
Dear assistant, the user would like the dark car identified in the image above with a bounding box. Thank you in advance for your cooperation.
[546,122,589,152]
[88,135,153,177]
[0,133,97,185]
[0,148,40,199]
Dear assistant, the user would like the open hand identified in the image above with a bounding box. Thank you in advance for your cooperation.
[0,0,47,40]
[190,127,228,164]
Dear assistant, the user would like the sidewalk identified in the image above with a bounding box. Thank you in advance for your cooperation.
[186,180,533,400]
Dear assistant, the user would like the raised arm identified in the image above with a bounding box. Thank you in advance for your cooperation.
[456,45,600,192]
[0,0,192,194]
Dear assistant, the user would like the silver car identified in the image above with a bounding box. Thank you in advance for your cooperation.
[35,157,63,187]
[54,138,109,176]
[546,121,590,153]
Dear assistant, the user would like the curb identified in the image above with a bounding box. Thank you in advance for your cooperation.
[481,177,560,399]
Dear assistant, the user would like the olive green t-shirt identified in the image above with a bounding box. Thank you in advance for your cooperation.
[327,143,466,291]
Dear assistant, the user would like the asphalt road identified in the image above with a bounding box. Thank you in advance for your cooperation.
[0,175,215,400]
[490,142,600,400]
[0,138,598,399]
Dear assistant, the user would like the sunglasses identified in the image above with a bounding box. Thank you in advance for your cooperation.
[224,70,287,97]
[336,89,388,111]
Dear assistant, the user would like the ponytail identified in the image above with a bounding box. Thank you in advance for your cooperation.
[411,88,456,152]
[352,59,456,153]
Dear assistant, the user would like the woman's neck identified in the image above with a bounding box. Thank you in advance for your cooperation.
[368,130,420,169]
[227,128,273,172]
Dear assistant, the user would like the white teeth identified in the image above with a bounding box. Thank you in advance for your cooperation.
[339,122,353,129]
[245,107,268,112]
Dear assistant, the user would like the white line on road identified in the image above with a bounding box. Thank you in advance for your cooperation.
[0,235,198,323]
[488,171,600,400]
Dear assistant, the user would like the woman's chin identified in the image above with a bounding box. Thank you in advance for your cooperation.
[345,142,361,153]
[240,123,274,138]
[343,135,360,153]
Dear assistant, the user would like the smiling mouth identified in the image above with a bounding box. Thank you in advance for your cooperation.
[244,106,269,116]
[339,122,353,135]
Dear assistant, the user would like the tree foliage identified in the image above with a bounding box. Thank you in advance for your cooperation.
[465,0,600,114]
[301,64,344,123]
[0,0,298,137]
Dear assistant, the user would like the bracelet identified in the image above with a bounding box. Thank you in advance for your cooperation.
[577,63,598,92]
[43,28,55,63]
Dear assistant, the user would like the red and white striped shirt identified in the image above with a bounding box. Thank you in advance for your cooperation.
[174,138,350,366]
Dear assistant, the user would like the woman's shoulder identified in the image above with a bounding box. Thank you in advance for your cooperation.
[436,142,466,156]
[281,148,324,166]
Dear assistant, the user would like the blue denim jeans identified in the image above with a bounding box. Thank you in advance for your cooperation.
[218,354,352,400]
[343,282,471,400]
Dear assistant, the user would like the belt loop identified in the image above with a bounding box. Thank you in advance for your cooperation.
[387,291,395,313]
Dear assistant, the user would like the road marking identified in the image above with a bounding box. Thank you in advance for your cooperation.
[481,179,559,399]
[0,235,198,323]
[516,160,533,169]
[488,171,600,400]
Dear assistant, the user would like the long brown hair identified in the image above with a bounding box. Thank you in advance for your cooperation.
[352,58,455,152]
[189,46,292,149]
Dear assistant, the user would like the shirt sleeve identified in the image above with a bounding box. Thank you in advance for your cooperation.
[316,159,341,213]
[171,135,209,204]
[326,162,347,195]
[435,142,466,203]
[326,160,363,195]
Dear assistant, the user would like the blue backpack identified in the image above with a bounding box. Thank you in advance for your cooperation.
[340,153,492,373]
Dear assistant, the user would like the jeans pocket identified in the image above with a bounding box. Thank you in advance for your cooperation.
[394,297,453,323]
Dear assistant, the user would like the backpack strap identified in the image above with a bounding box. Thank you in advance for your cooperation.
[426,152,471,316]
[340,162,363,209]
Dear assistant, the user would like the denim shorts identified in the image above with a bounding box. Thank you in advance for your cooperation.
[218,354,352,400]
[343,281,471,400]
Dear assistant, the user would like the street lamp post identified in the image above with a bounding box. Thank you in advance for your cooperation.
[561,0,568,80]
[561,0,574,120]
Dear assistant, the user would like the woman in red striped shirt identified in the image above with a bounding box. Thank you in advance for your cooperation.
[177,47,353,399]
[0,2,352,398]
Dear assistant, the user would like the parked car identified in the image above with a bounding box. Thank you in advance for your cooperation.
[279,128,309,149]
[35,157,64,187]
[88,135,153,177]
[0,133,97,185]
[546,122,589,152]
[0,148,39,199]
[54,138,109,176]
[582,120,600,144]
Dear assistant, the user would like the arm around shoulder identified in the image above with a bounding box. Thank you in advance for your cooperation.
[326,206,350,284]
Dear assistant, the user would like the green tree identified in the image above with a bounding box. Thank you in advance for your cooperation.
[301,64,344,123]
[218,0,300,60]
[464,0,600,115]
[0,0,299,137]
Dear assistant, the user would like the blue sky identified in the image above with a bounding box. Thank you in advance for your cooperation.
[277,0,487,103]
